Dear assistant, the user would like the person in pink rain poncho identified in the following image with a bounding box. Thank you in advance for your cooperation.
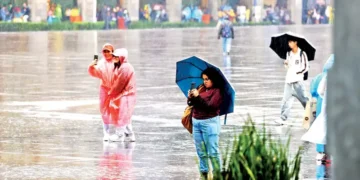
[88,44,137,142]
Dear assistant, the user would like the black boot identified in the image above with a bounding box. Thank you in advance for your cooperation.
[201,172,208,179]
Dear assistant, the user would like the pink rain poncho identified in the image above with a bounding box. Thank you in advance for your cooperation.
[88,47,136,127]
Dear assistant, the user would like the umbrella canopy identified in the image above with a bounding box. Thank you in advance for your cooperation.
[270,32,316,61]
[176,56,235,117]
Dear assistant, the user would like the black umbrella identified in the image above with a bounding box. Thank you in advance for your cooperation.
[270,32,316,61]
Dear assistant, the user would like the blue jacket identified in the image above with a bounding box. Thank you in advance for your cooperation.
[310,54,334,116]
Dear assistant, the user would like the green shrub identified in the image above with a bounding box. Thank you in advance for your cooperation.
[213,116,302,180]
[0,21,278,32]
[0,22,116,32]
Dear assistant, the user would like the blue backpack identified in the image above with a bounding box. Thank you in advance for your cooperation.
[221,22,232,38]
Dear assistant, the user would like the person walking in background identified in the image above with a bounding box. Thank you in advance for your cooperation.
[275,37,309,125]
[21,3,31,22]
[187,67,223,179]
[123,9,131,28]
[65,8,71,21]
[102,5,111,30]
[218,15,234,55]
[7,3,13,22]
[54,4,62,22]
[0,6,7,22]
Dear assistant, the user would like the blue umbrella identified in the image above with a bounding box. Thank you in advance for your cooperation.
[176,56,235,124]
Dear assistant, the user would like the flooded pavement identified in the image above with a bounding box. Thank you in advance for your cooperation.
[0,25,332,179]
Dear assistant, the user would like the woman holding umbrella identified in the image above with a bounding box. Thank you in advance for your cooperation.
[187,67,224,179]
[176,56,235,179]
[270,32,316,125]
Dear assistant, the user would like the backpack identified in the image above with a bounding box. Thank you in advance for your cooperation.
[288,50,309,80]
[301,50,309,80]
[221,22,232,38]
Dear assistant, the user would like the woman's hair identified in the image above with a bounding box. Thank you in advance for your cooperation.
[201,67,224,90]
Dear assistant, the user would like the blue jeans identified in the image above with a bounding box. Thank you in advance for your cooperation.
[222,38,232,53]
[104,19,111,30]
[1,14,5,22]
[192,116,221,173]
[280,82,308,120]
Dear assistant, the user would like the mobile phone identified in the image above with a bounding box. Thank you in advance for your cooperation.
[190,82,196,90]
[93,55,98,65]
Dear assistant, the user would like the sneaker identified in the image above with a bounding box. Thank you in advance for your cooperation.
[317,153,329,163]
[103,133,110,141]
[102,124,112,141]
[109,133,125,142]
[316,153,325,160]
[125,133,136,142]
[274,119,286,125]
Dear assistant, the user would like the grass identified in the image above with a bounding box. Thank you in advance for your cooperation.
[212,116,302,180]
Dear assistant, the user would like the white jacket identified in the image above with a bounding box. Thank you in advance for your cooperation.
[285,48,309,83]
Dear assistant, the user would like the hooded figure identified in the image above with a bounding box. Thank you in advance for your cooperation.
[89,44,137,142]
[88,43,115,141]
[302,54,334,146]
[107,48,137,142]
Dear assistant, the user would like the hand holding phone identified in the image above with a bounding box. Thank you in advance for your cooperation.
[92,55,98,65]
[190,82,196,90]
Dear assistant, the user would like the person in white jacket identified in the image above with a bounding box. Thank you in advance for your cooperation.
[275,38,309,125]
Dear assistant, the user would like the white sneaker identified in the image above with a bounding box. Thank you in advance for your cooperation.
[125,133,136,142]
[103,133,110,141]
[103,124,111,141]
[274,119,286,125]
[109,133,125,142]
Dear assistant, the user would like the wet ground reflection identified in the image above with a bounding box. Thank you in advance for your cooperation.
[0,25,332,179]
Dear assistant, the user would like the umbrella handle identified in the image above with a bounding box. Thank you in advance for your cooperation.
[224,114,227,125]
